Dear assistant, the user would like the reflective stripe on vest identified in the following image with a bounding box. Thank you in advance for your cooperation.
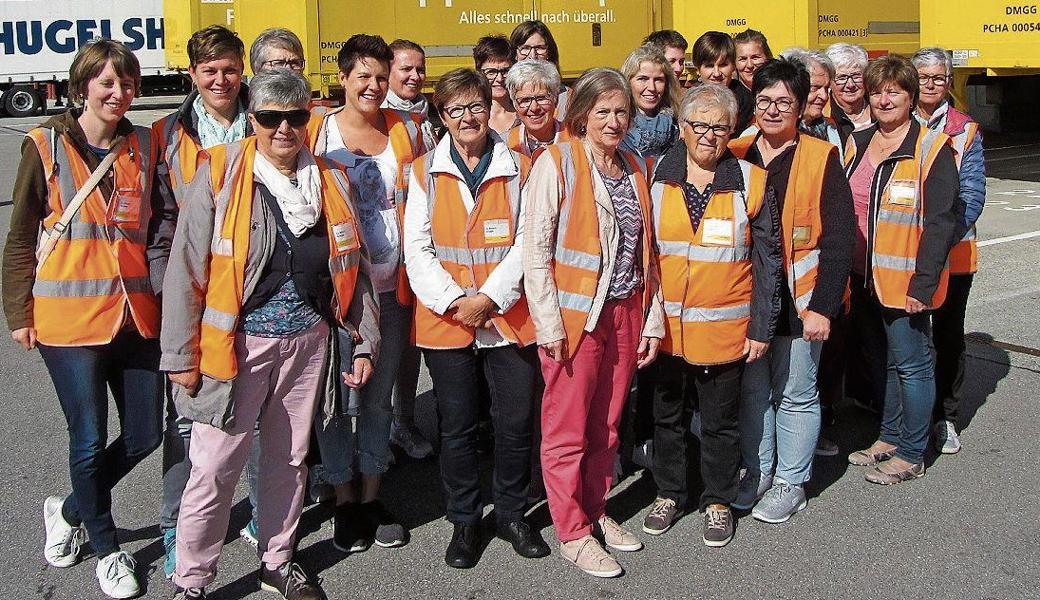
[548,139,653,358]
[307,106,422,305]
[199,139,362,380]
[411,148,535,349]
[844,126,951,309]
[154,113,205,206]
[27,125,159,346]
[652,159,766,365]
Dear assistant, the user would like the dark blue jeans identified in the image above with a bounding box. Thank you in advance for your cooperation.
[873,308,936,465]
[39,330,163,556]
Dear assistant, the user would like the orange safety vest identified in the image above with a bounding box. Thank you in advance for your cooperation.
[410,149,536,349]
[152,113,206,206]
[546,139,655,359]
[652,160,768,365]
[307,106,423,306]
[26,125,160,346]
[729,134,836,316]
[505,121,571,158]
[947,120,980,275]
[199,138,362,381]
[844,126,951,309]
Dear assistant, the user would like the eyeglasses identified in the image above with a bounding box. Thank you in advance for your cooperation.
[480,67,510,80]
[261,59,306,71]
[252,108,311,129]
[684,120,731,137]
[517,44,548,57]
[443,102,488,119]
[809,84,830,95]
[834,73,864,86]
[515,94,554,110]
[755,97,797,114]
[918,74,949,87]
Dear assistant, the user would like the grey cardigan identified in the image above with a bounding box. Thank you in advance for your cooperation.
[159,158,380,430]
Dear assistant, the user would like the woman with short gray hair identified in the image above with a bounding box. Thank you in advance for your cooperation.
[524,67,664,578]
[781,47,844,155]
[824,43,873,140]
[249,28,306,73]
[504,59,567,156]
[163,68,377,599]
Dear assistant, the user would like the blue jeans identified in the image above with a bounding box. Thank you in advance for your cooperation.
[313,292,405,483]
[740,335,822,486]
[876,309,936,464]
[38,331,163,555]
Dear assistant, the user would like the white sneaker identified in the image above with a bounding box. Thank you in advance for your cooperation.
[96,551,140,599]
[43,495,85,568]
[934,420,962,454]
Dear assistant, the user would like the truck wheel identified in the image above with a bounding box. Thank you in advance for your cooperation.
[3,86,42,118]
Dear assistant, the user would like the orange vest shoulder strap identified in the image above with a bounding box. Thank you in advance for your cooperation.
[25,127,57,179]
[514,150,532,184]
[206,143,230,191]
[728,134,757,159]
[737,159,768,218]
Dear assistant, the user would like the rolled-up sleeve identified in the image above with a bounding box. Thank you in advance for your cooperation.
[403,169,466,315]
[522,151,566,345]
[748,186,782,343]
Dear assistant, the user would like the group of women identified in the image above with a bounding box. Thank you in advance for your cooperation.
[2,17,984,600]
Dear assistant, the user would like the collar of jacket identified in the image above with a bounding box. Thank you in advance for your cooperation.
[427,130,518,183]
[176,82,252,142]
[40,107,135,162]
[652,138,745,192]
[850,118,924,162]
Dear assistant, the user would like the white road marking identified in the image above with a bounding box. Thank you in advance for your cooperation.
[979,231,1040,247]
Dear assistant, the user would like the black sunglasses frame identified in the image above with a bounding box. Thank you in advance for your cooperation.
[253,109,311,129]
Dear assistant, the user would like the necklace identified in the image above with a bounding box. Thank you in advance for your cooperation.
[874,122,911,155]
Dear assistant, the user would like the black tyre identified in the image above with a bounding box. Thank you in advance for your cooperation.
[3,85,42,118]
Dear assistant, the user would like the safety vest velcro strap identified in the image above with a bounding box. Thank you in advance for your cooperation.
[435,245,511,265]
[657,241,751,263]
[32,276,151,297]
[558,290,595,313]
[877,208,919,227]
[874,253,916,271]
[554,246,599,271]
[680,303,751,322]
[202,305,237,332]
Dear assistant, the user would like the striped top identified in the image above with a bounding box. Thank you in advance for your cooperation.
[600,169,643,300]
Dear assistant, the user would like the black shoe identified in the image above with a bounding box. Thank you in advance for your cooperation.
[497,519,550,558]
[258,562,323,600]
[444,522,481,569]
[333,502,370,553]
[362,500,409,548]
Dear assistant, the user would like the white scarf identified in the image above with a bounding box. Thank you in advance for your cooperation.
[252,150,323,237]
[382,88,429,118]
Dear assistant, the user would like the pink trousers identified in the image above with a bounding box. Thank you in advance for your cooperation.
[540,295,641,542]
[173,321,329,589]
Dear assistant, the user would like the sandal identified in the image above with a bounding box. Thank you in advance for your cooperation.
[847,442,897,466]
[865,458,925,485]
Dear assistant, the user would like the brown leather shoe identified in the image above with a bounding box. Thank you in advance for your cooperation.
[865,459,926,485]
[848,442,897,466]
[259,562,323,600]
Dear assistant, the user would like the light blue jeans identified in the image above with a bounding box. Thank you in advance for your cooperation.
[739,335,823,486]
[313,292,409,483]
[877,310,935,465]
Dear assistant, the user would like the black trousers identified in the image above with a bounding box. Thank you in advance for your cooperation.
[424,343,537,525]
[650,354,744,510]
[845,273,888,412]
[817,312,848,428]
[932,273,974,425]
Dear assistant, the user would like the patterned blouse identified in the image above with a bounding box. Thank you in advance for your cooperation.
[599,169,644,300]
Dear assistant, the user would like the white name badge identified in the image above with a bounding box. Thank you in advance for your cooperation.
[332,222,359,253]
[888,180,918,207]
[701,218,734,246]
[483,219,510,244]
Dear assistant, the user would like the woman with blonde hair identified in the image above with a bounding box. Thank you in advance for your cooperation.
[620,45,682,157]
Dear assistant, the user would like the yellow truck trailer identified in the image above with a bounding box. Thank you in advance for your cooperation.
[165,0,664,96]
[163,0,234,69]
[920,0,1040,131]
[666,0,921,56]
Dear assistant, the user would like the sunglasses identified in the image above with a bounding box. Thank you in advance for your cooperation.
[253,109,311,129]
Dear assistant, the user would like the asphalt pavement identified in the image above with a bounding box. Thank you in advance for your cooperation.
[0,103,1038,600]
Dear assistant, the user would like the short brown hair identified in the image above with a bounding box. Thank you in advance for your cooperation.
[472,35,512,69]
[188,25,245,68]
[692,31,735,68]
[734,29,773,59]
[389,39,424,58]
[337,34,392,76]
[509,20,560,67]
[433,68,492,115]
[865,54,920,107]
[68,39,141,105]
[563,68,633,137]
[644,30,688,53]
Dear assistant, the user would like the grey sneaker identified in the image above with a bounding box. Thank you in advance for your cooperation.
[390,421,433,459]
[751,480,807,524]
[642,497,680,535]
[934,420,962,454]
[702,504,734,547]
[732,471,772,511]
